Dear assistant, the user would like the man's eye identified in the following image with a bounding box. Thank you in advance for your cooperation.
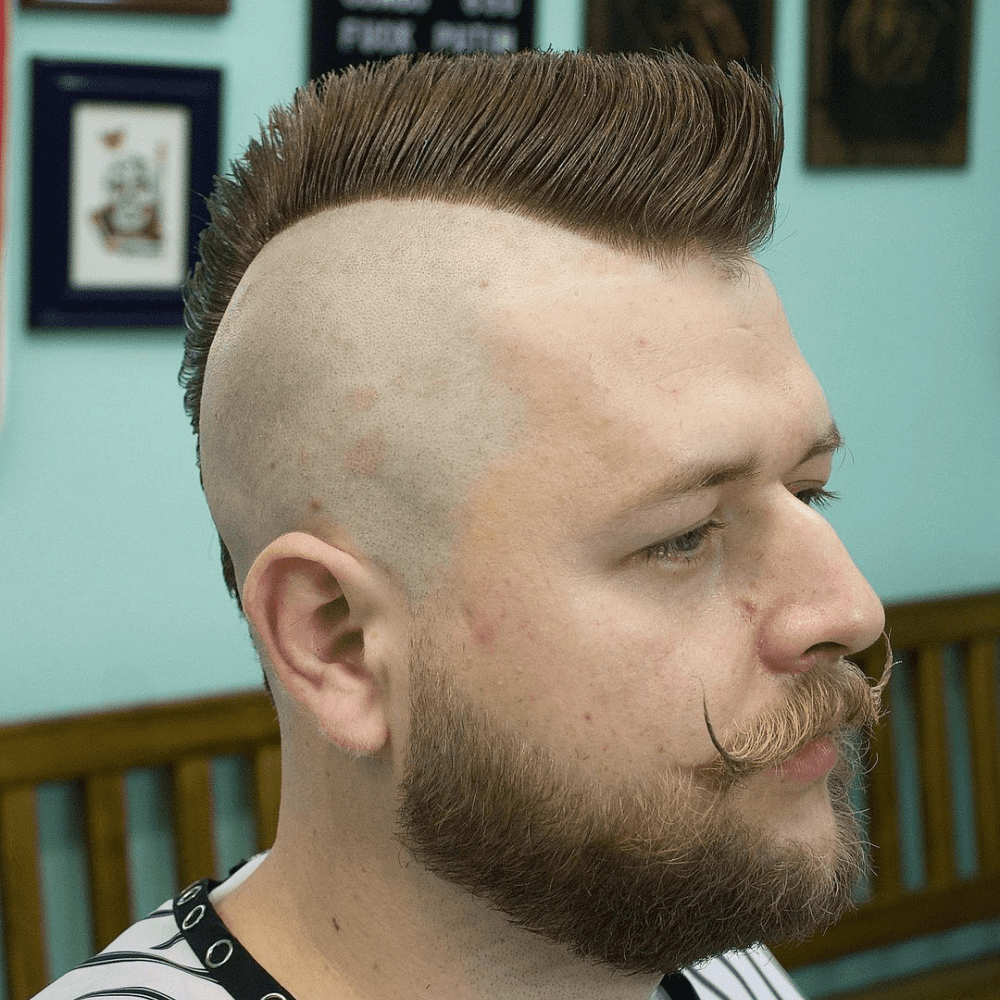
[795,487,839,508]
[642,520,725,564]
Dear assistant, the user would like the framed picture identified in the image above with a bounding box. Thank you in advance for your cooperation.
[807,0,973,167]
[29,60,221,328]
[586,0,774,77]
[310,0,535,81]
[1,0,8,430]
[20,0,228,13]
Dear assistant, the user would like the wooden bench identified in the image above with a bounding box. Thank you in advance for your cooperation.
[0,692,280,1000]
[2,592,999,1000]
[772,591,1000,993]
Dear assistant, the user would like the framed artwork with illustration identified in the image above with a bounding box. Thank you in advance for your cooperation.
[29,60,221,328]
[586,0,774,78]
[1,0,8,430]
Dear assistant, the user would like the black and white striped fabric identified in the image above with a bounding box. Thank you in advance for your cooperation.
[32,856,807,1000]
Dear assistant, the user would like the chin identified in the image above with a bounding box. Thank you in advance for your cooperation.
[733,769,844,854]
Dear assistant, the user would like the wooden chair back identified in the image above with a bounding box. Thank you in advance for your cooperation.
[0,691,279,1000]
[774,591,1000,967]
[2,592,998,998]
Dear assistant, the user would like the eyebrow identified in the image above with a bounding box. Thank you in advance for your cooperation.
[619,421,844,514]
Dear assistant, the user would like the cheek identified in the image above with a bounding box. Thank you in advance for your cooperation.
[466,608,499,649]
[458,589,721,767]
[565,594,757,767]
[445,534,759,769]
[459,589,562,701]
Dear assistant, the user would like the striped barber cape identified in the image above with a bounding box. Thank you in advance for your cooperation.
[32,856,807,1000]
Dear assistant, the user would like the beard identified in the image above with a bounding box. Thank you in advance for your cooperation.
[397,635,890,975]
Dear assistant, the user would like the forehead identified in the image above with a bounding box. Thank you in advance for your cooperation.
[491,252,818,428]
[216,204,826,570]
[468,251,830,520]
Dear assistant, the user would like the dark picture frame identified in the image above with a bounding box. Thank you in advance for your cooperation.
[310,0,534,81]
[20,0,228,13]
[29,60,221,328]
[807,0,973,167]
[586,0,774,77]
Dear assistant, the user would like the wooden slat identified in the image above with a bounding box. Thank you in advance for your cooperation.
[171,757,216,890]
[914,643,955,889]
[966,637,1000,875]
[83,773,131,950]
[883,590,1000,648]
[773,871,1000,967]
[251,743,281,852]
[850,640,903,900]
[826,954,1000,1000]
[0,690,278,787]
[0,786,47,1000]
[865,673,903,899]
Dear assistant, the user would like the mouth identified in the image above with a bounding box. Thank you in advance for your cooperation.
[762,735,838,784]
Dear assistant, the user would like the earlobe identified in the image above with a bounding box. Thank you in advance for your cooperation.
[242,532,391,755]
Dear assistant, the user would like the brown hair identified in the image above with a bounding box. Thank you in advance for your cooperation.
[180,49,783,606]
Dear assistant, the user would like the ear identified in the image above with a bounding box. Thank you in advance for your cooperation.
[241,532,398,755]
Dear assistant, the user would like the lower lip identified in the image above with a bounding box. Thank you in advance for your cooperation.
[763,736,838,784]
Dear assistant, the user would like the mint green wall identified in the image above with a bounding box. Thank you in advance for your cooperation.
[0,1,312,723]
[761,3,1000,615]
[2,3,999,721]
[1,2,998,996]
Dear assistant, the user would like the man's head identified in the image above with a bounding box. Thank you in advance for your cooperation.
[181,50,782,604]
[182,51,885,976]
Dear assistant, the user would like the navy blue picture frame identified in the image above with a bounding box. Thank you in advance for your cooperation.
[29,60,221,328]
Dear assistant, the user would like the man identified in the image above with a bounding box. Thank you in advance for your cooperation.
[35,50,888,1000]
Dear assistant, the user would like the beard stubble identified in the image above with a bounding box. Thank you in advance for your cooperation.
[397,637,888,975]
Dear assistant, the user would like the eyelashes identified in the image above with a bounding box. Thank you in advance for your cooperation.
[640,487,841,567]
[795,487,839,509]
[642,519,726,565]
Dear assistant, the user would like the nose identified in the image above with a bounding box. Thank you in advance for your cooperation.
[755,496,885,674]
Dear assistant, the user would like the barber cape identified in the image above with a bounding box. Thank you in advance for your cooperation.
[30,855,807,1000]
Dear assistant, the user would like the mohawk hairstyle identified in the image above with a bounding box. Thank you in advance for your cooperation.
[180,49,783,607]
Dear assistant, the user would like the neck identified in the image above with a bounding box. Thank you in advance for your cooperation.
[214,766,662,1000]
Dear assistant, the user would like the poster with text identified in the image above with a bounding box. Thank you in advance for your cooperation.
[310,0,534,79]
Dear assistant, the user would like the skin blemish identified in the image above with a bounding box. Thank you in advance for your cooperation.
[332,917,340,931]
[309,497,323,513]
[343,429,387,475]
[636,336,649,348]
[298,448,309,467]
[347,386,378,410]
[584,712,593,723]
[472,617,497,647]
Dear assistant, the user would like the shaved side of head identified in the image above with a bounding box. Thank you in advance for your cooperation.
[182,50,783,608]
[199,201,532,598]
